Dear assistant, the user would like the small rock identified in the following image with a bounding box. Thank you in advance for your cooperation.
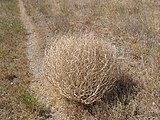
[6,75,17,82]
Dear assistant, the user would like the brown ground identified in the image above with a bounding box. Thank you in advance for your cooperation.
[0,0,160,120]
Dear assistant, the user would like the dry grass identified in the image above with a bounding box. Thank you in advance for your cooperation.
[0,0,38,119]
[43,33,117,104]
[20,0,160,119]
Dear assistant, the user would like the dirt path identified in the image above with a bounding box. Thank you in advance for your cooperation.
[19,0,42,76]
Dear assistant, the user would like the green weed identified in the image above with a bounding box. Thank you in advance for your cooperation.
[0,19,23,32]
[17,92,42,112]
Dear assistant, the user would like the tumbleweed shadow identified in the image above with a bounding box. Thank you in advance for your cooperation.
[101,73,139,106]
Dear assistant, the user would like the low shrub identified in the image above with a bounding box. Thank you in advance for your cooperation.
[43,33,117,104]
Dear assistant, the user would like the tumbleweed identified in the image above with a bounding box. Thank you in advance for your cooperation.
[43,33,117,104]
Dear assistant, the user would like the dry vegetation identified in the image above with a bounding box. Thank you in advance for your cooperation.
[43,33,117,104]
[0,0,159,120]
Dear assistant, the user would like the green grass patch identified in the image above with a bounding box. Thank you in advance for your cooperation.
[0,19,23,32]
[17,92,42,112]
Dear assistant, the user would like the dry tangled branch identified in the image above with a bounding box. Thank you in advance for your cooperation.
[43,33,117,104]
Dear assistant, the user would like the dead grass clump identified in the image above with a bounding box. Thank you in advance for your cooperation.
[43,33,117,104]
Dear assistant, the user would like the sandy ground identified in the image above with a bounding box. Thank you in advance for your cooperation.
[19,0,42,75]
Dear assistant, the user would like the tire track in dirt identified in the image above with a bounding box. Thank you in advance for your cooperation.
[19,0,42,76]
